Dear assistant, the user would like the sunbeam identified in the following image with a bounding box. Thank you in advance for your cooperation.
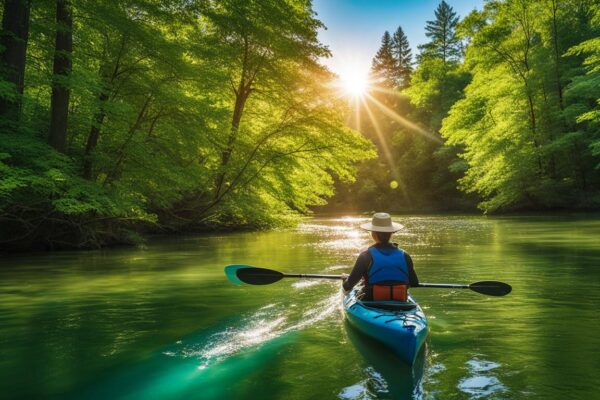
[365,92,442,143]
[360,97,412,206]
[354,97,361,130]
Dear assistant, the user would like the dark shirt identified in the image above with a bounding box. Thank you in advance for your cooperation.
[342,242,419,291]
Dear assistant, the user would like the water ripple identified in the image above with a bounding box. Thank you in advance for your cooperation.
[338,367,389,400]
[457,358,507,399]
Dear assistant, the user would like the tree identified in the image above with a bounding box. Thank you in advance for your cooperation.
[371,31,397,87]
[419,0,462,64]
[391,26,413,90]
[48,0,72,152]
[0,0,32,124]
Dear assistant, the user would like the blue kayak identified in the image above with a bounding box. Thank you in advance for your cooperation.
[343,286,428,364]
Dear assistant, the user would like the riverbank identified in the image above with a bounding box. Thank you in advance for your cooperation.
[3,209,600,253]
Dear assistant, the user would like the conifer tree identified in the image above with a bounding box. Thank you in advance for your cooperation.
[371,31,397,87]
[391,26,413,89]
[419,0,461,64]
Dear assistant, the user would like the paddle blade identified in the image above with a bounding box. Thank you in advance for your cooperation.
[469,281,512,296]
[224,265,284,285]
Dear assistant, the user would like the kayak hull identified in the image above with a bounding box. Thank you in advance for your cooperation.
[343,287,428,364]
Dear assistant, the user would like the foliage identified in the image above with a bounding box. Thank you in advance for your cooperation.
[0,0,373,249]
[564,4,600,167]
[327,0,599,215]
[441,0,600,212]
[0,132,155,249]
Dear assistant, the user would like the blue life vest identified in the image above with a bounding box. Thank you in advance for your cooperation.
[367,245,409,284]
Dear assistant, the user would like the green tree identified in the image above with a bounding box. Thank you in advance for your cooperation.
[327,2,473,214]
[391,26,413,90]
[400,1,471,210]
[419,0,462,64]
[371,31,397,87]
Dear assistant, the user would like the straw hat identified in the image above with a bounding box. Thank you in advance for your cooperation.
[360,212,404,232]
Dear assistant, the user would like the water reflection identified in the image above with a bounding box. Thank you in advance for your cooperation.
[457,359,507,399]
[299,218,369,255]
[340,320,425,399]
[338,367,389,400]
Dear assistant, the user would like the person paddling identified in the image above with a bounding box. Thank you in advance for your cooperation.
[343,212,419,301]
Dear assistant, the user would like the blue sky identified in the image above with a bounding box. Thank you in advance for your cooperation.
[313,0,484,76]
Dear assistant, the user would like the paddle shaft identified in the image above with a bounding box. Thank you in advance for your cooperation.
[280,276,479,288]
[417,283,469,289]
[283,273,344,280]
[247,272,496,288]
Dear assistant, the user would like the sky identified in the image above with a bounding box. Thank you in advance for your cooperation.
[312,0,485,77]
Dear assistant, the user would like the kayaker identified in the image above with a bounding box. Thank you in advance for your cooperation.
[342,212,419,301]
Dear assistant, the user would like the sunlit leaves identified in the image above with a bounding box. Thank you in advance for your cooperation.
[0,0,373,248]
[441,0,600,212]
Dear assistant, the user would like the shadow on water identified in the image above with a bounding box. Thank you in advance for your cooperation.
[340,320,426,400]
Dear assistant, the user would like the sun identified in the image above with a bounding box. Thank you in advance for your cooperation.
[334,62,370,98]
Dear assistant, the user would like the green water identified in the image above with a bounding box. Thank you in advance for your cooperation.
[1,216,599,399]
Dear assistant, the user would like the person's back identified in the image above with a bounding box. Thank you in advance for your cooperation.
[343,213,419,301]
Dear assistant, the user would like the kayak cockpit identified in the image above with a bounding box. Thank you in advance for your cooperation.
[359,301,417,312]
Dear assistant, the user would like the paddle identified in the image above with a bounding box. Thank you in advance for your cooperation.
[225,264,344,285]
[224,265,512,296]
[416,281,512,297]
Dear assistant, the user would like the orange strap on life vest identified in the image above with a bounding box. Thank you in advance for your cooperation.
[371,284,408,301]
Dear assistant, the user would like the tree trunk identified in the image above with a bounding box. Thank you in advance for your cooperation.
[82,35,127,179]
[48,0,72,152]
[83,91,108,180]
[213,36,254,199]
[213,86,250,198]
[104,95,152,184]
[0,0,31,122]
[550,0,564,110]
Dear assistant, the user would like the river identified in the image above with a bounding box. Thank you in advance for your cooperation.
[0,215,599,399]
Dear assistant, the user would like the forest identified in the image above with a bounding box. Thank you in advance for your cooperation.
[325,0,600,214]
[0,0,373,249]
[1,0,599,250]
